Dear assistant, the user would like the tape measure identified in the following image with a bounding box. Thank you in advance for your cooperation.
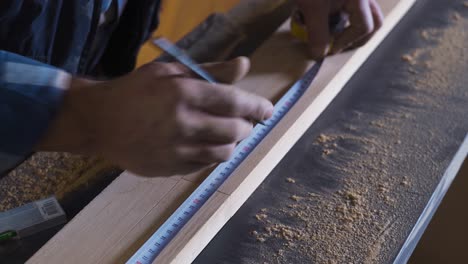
[291,9,309,42]
[291,10,349,43]
[127,39,324,264]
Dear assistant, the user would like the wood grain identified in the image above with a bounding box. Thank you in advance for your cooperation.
[28,0,415,263]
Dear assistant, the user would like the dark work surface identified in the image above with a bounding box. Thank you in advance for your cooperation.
[195,0,468,263]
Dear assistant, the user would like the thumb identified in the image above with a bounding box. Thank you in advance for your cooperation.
[200,56,251,84]
[295,0,332,59]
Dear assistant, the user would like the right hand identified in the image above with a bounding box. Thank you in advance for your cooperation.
[38,57,273,177]
[295,0,384,59]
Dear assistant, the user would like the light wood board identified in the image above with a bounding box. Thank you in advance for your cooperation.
[28,0,416,263]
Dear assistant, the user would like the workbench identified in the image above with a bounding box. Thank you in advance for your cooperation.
[1,0,467,263]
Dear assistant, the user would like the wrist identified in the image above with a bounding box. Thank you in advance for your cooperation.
[36,77,98,155]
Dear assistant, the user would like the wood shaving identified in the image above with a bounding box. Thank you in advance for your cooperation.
[285,178,296,183]
[0,153,115,211]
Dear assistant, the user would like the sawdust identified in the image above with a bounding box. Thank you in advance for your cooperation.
[452,12,462,21]
[289,195,301,202]
[420,30,431,40]
[243,9,468,264]
[256,213,269,221]
[0,152,115,211]
[285,178,296,183]
[315,134,339,157]
[316,133,333,144]
[401,49,423,65]
[400,177,411,187]
[401,54,415,64]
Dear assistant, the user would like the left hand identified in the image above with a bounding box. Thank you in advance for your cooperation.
[294,0,384,59]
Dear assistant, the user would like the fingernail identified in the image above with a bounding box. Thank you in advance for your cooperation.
[256,119,267,126]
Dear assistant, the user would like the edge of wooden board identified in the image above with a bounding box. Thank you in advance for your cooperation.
[158,0,418,263]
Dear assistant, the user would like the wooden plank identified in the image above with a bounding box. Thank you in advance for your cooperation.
[98,180,199,263]
[27,174,184,263]
[28,0,415,263]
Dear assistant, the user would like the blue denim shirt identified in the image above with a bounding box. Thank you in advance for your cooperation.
[0,0,161,174]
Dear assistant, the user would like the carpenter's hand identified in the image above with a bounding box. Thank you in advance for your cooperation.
[295,0,384,59]
[38,57,273,177]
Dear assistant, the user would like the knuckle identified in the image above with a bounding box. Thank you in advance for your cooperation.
[357,20,374,36]
[202,145,234,162]
[224,124,241,142]
[253,103,268,121]
[174,106,192,134]
[174,146,189,159]
[167,101,189,135]
[225,91,243,114]
[355,26,371,36]
[363,23,375,35]
[141,62,185,78]
[163,63,185,75]
[139,63,163,79]
[229,121,251,141]
[214,144,236,161]
[374,17,383,30]
[173,78,196,100]
[141,62,161,72]
[245,93,271,120]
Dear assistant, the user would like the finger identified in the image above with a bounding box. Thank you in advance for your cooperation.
[140,61,188,77]
[200,57,251,84]
[180,111,253,144]
[185,80,274,121]
[370,0,384,29]
[345,0,384,50]
[177,143,237,163]
[155,57,251,84]
[296,0,332,59]
[330,0,375,54]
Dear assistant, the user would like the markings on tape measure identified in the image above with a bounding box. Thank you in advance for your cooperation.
[127,40,323,264]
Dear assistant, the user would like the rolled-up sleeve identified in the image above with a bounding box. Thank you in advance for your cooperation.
[0,50,71,155]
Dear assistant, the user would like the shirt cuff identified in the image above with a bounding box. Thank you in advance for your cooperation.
[0,51,71,155]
